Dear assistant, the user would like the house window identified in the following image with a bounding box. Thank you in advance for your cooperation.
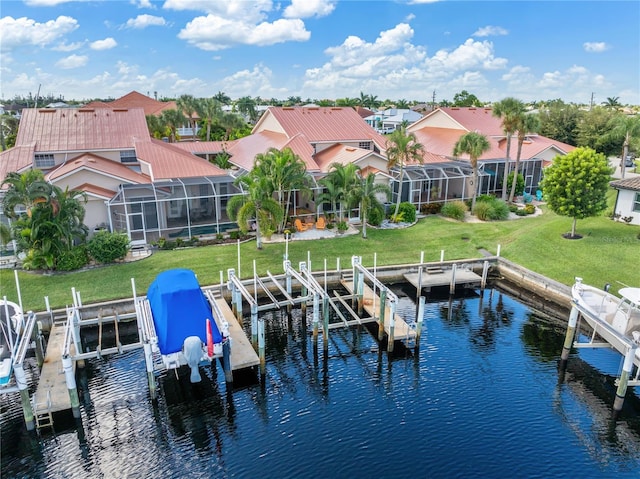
[120,150,137,163]
[359,141,372,150]
[634,193,640,212]
[34,153,54,168]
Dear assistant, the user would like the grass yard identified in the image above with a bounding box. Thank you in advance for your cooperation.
[1,202,638,311]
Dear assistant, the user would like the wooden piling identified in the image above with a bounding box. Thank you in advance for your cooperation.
[480,260,489,290]
[415,296,425,345]
[62,356,80,418]
[613,346,637,416]
[222,339,233,384]
[378,288,387,341]
[559,306,579,371]
[322,296,329,352]
[143,342,157,400]
[258,319,266,375]
[251,304,258,350]
[387,298,396,353]
[417,251,424,301]
[312,293,319,343]
[13,366,34,431]
[449,263,457,295]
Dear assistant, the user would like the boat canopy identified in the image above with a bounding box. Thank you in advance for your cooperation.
[147,269,222,355]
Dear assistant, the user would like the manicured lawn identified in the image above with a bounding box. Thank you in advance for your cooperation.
[1,202,638,311]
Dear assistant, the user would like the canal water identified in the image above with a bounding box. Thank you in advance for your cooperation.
[2,285,640,478]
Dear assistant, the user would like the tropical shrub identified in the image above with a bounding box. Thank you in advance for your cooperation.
[506,172,525,197]
[87,231,130,264]
[440,201,468,221]
[490,200,511,220]
[397,202,416,223]
[421,203,443,215]
[57,246,89,271]
[524,204,536,215]
[367,205,384,226]
[473,196,510,221]
[473,201,493,221]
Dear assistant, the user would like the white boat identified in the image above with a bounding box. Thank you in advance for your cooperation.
[571,277,640,368]
[0,299,23,386]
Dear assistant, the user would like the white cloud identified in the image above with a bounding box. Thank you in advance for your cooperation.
[283,0,336,19]
[53,41,85,52]
[55,54,88,69]
[24,0,76,5]
[132,0,155,8]
[178,15,309,50]
[473,26,508,37]
[583,42,609,53]
[125,14,167,29]
[90,38,117,50]
[0,15,78,51]
[425,38,507,72]
[163,0,274,24]
[214,64,288,98]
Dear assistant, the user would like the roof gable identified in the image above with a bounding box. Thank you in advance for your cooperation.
[84,91,176,116]
[45,152,148,184]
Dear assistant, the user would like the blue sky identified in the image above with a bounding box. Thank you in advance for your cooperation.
[1,0,638,105]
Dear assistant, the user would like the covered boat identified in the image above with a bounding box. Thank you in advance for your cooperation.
[147,269,224,382]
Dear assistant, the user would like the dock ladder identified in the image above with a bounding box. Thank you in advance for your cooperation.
[33,389,54,431]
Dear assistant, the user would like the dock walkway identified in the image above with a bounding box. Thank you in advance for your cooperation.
[33,322,71,415]
[404,266,481,292]
[215,298,259,371]
[340,279,416,344]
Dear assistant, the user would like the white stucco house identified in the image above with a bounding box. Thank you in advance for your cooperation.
[610,176,640,226]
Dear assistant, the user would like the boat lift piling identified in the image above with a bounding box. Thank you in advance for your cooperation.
[415,296,425,345]
[613,345,637,416]
[559,306,579,372]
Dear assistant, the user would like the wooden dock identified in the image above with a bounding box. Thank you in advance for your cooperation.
[340,280,416,344]
[215,298,259,371]
[404,265,482,292]
[33,322,71,414]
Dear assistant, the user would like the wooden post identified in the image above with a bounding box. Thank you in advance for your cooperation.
[286,261,292,315]
[35,320,45,368]
[415,296,425,346]
[222,338,233,384]
[357,267,365,316]
[13,365,34,431]
[613,346,637,416]
[143,342,157,400]
[449,263,457,295]
[559,306,579,371]
[62,355,81,418]
[417,251,424,301]
[251,303,258,350]
[258,319,266,375]
[378,288,387,341]
[323,296,329,352]
[440,250,444,263]
[352,259,359,310]
[480,260,489,290]
[387,297,396,353]
[312,293,319,344]
[497,244,501,257]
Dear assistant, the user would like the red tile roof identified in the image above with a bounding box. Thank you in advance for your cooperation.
[135,139,228,180]
[84,91,176,116]
[256,107,387,151]
[611,176,640,191]
[16,107,151,151]
[46,152,149,184]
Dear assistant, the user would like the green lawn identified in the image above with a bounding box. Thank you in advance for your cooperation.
[1,201,638,311]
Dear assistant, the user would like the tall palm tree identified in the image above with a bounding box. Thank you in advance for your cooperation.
[319,163,360,221]
[509,113,540,203]
[602,97,622,109]
[196,97,223,142]
[453,132,491,211]
[348,172,390,238]
[1,170,51,218]
[386,127,425,220]
[235,96,257,122]
[177,94,198,136]
[227,174,283,250]
[213,91,231,105]
[395,99,410,109]
[160,109,185,143]
[607,115,640,179]
[492,98,526,200]
[253,148,311,232]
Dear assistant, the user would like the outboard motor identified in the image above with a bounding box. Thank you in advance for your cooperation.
[183,336,203,383]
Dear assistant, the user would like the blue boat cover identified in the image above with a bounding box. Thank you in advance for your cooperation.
[147,269,222,355]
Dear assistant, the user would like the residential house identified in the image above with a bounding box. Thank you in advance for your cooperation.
[364,108,423,134]
[610,176,640,226]
[407,107,575,199]
[0,107,239,245]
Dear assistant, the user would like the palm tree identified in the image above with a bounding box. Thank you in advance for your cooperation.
[319,163,360,221]
[196,97,223,142]
[1,170,51,219]
[213,91,231,105]
[177,94,198,136]
[602,97,622,109]
[49,185,88,248]
[386,127,425,220]
[348,173,390,238]
[227,174,283,250]
[159,109,185,143]
[492,98,526,200]
[607,115,640,179]
[253,148,311,232]
[509,113,540,203]
[395,99,410,109]
[236,96,257,122]
[453,132,491,211]
[0,113,19,150]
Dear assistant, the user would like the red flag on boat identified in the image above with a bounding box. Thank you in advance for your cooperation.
[206,319,214,357]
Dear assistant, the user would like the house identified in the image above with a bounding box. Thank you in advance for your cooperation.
[0,107,238,245]
[364,108,423,134]
[610,176,640,226]
[407,107,575,197]
[85,91,201,140]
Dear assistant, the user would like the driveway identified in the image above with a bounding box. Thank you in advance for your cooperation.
[609,156,639,179]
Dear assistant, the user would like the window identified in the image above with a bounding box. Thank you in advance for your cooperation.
[120,150,137,163]
[634,193,640,212]
[34,153,54,168]
[358,141,372,150]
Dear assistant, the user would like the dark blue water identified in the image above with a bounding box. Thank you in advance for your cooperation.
[2,286,640,478]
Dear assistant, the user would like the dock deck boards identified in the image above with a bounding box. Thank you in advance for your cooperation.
[341,280,416,343]
[215,298,259,371]
[33,322,71,414]
[404,267,481,291]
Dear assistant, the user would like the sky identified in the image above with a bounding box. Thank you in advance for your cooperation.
[1,0,639,105]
